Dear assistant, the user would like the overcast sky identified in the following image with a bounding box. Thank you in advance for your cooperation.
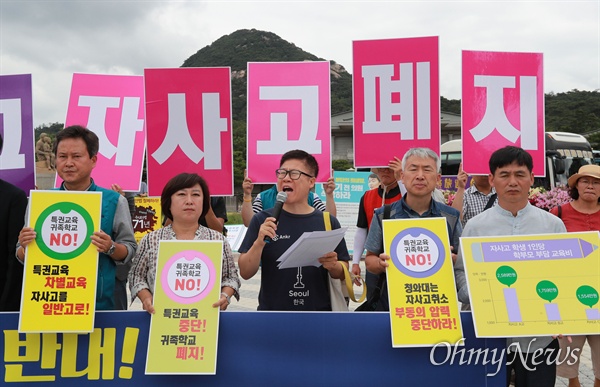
[1,0,598,127]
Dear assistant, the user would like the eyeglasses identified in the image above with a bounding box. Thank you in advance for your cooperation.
[578,179,600,187]
[275,169,314,180]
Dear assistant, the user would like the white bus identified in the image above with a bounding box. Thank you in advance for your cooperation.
[440,132,594,189]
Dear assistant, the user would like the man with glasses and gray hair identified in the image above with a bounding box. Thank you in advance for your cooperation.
[238,150,350,311]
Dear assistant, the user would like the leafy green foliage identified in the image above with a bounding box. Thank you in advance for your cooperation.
[545,90,600,140]
[227,212,243,225]
[232,120,247,190]
[332,159,353,171]
[440,96,461,114]
[34,122,63,141]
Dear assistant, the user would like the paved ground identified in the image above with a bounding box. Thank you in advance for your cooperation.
[35,167,56,189]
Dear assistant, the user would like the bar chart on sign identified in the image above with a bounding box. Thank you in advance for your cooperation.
[461,232,600,338]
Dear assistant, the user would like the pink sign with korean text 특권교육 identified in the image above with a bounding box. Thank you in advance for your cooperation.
[462,51,544,176]
[246,61,331,183]
[353,36,440,168]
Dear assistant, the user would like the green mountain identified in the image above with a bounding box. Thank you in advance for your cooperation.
[181,29,352,121]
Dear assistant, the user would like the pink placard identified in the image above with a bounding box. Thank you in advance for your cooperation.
[247,61,331,183]
[145,68,233,197]
[462,51,545,176]
[353,37,440,168]
[59,73,146,191]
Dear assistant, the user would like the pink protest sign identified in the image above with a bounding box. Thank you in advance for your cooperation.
[462,51,544,176]
[247,61,331,183]
[145,68,233,196]
[353,37,440,168]
[60,73,146,191]
[0,74,35,193]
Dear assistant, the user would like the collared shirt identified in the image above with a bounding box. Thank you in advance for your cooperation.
[461,184,497,227]
[454,203,566,352]
[128,224,240,303]
[364,194,462,256]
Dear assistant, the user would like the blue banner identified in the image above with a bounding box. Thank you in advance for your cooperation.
[1,311,505,386]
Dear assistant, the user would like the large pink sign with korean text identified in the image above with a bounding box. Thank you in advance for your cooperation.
[145,68,233,196]
[247,61,331,183]
[462,51,544,176]
[60,73,146,191]
[353,37,440,168]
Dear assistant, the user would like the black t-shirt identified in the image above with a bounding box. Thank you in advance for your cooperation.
[199,197,228,234]
[238,209,350,311]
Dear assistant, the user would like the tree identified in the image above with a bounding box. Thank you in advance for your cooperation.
[332,159,353,171]
[545,90,600,134]
[232,120,247,194]
[440,96,461,114]
[34,122,63,141]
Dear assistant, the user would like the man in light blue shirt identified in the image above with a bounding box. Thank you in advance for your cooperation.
[454,146,566,387]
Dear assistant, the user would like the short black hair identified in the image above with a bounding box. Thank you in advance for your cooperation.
[161,173,211,222]
[279,149,319,178]
[489,146,533,175]
[54,125,99,158]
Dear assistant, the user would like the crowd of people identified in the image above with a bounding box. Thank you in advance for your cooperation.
[1,124,599,386]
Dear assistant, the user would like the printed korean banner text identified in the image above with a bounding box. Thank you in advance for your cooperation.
[20,190,102,333]
[383,218,463,347]
[461,231,600,337]
[145,68,233,196]
[61,73,146,191]
[0,73,35,192]
[353,37,440,168]
[246,61,331,183]
[462,51,544,176]
[146,240,223,374]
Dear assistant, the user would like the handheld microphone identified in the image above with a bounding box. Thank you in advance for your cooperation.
[264,191,287,243]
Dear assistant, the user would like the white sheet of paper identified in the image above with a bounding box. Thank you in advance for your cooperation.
[277,227,347,269]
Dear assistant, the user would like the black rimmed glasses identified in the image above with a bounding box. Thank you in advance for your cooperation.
[275,168,314,180]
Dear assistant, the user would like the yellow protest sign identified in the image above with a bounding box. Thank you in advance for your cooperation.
[133,197,162,243]
[461,231,600,337]
[146,240,223,374]
[19,190,101,333]
[383,218,463,347]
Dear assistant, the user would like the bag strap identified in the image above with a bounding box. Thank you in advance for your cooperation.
[557,205,562,219]
[323,211,332,231]
[323,212,366,303]
[339,261,366,303]
[383,203,391,220]
[483,193,497,211]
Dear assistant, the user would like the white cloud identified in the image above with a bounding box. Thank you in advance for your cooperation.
[1,0,598,126]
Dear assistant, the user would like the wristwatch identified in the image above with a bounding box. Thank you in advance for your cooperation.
[105,242,116,256]
[220,292,231,305]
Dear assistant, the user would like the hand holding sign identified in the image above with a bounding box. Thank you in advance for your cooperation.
[91,230,115,255]
[17,227,37,262]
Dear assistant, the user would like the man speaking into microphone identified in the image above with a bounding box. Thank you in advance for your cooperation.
[238,150,350,311]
